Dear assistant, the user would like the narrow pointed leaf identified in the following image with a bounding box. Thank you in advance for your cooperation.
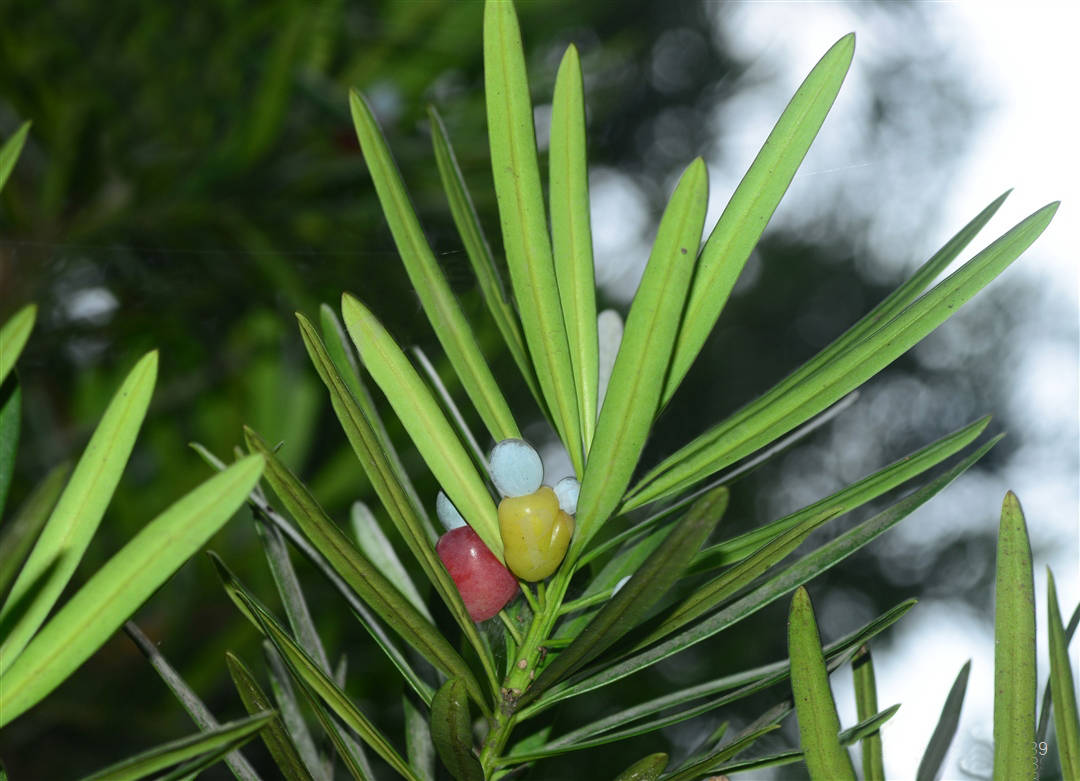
[663,34,854,404]
[124,622,263,781]
[340,294,502,560]
[628,198,1051,510]
[255,519,333,675]
[79,712,274,781]
[993,491,1036,780]
[0,121,31,193]
[550,43,599,451]
[226,652,315,781]
[789,586,856,781]
[574,158,708,557]
[0,304,36,397]
[689,415,990,574]
[298,313,494,686]
[0,454,264,728]
[351,501,432,621]
[1047,569,1080,779]
[530,436,994,713]
[484,0,582,474]
[523,485,724,707]
[662,703,791,781]
[0,382,19,519]
[0,462,71,601]
[0,350,157,676]
[349,90,518,442]
[916,660,970,781]
[211,556,418,780]
[264,644,331,781]
[613,753,666,781]
[428,106,542,410]
[244,427,487,712]
[1037,599,1080,745]
[431,678,484,781]
[852,645,884,781]
[640,505,838,648]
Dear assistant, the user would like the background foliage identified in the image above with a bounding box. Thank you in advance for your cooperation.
[0,0,1064,777]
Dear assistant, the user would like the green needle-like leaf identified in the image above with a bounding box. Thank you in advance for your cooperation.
[0,381,19,520]
[531,435,993,714]
[0,351,156,677]
[79,712,274,781]
[1038,597,1080,745]
[612,752,667,781]
[430,678,484,781]
[484,0,582,474]
[245,427,487,713]
[852,645,884,781]
[574,158,708,558]
[523,485,724,708]
[0,454,264,728]
[993,491,1036,780]
[212,556,418,781]
[0,121,30,194]
[916,660,970,781]
[226,652,315,781]
[428,106,542,410]
[1047,568,1080,779]
[341,294,502,560]
[550,43,599,452]
[0,462,70,602]
[688,415,990,575]
[789,586,856,781]
[124,622,262,781]
[0,303,36,387]
[628,194,1044,510]
[299,312,494,685]
[349,90,519,443]
[662,34,854,405]
[404,693,436,781]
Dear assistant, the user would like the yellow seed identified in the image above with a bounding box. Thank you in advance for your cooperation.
[498,486,574,581]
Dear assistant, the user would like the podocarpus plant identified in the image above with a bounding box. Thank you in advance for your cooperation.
[170,1,1058,778]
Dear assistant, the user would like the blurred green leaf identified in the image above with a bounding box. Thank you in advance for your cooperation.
[351,501,432,621]
[430,678,484,781]
[0,121,30,193]
[428,106,542,411]
[916,659,970,781]
[0,381,19,519]
[245,426,485,711]
[349,90,519,443]
[789,586,856,781]
[1047,568,1079,779]
[993,491,1036,779]
[264,643,331,781]
[525,484,724,707]
[404,692,436,781]
[226,651,315,781]
[0,462,71,602]
[78,712,274,781]
[0,304,36,388]
[484,0,582,474]
[574,158,708,558]
[628,196,1049,510]
[851,645,884,781]
[662,34,854,405]
[0,350,156,676]
[0,454,264,728]
[550,43,599,452]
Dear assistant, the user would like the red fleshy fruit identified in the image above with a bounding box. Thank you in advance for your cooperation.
[436,526,518,622]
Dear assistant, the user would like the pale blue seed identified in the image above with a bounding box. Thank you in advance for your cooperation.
[489,438,543,497]
[554,476,580,515]
[436,491,466,531]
